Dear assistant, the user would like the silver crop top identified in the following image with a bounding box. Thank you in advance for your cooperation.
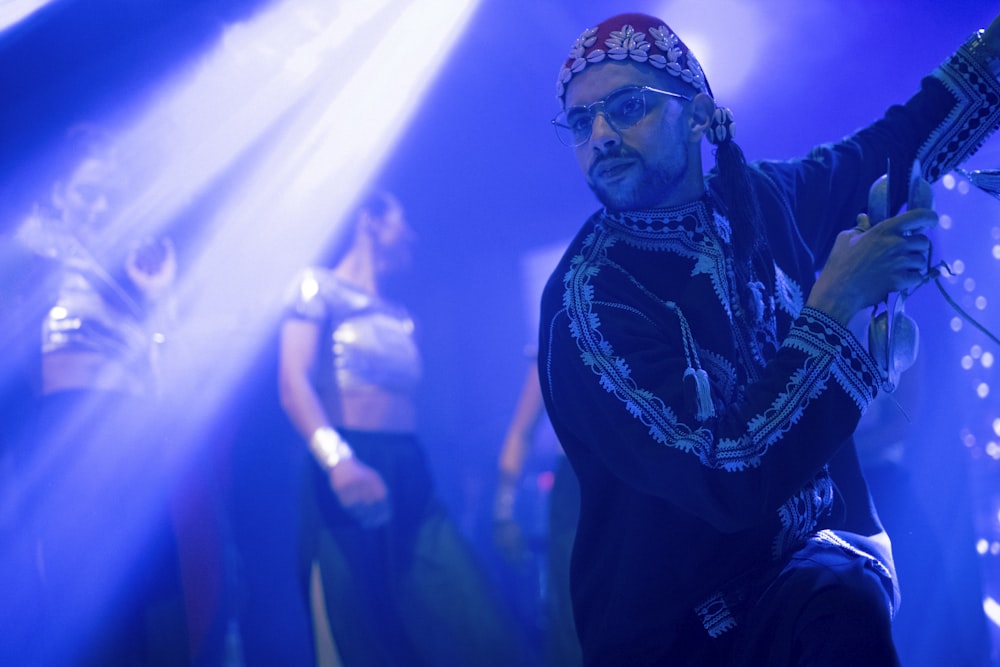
[287,268,422,394]
[43,267,150,364]
[18,215,154,370]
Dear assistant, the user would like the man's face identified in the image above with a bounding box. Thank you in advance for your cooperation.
[564,62,693,211]
[56,157,125,232]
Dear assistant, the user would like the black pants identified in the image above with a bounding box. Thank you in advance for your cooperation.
[300,430,533,667]
[546,455,582,667]
[0,390,190,666]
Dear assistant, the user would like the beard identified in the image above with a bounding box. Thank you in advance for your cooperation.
[589,147,689,211]
[587,115,691,211]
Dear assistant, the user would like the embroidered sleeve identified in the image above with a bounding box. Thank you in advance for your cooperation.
[542,248,880,532]
[782,307,880,412]
[922,31,1000,181]
[753,35,1000,270]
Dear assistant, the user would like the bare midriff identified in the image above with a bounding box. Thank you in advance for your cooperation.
[42,350,147,396]
[330,386,417,433]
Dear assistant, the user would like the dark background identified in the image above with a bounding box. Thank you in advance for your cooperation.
[2,0,999,664]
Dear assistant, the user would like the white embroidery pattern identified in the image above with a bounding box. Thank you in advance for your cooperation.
[772,472,835,559]
[924,38,1000,181]
[694,592,736,638]
[562,210,869,471]
[774,264,804,318]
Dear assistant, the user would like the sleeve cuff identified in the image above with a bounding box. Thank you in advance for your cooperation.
[784,307,881,411]
[923,31,1000,180]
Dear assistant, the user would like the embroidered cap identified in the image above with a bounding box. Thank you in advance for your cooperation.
[556,13,711,101]
[556,13,734,145]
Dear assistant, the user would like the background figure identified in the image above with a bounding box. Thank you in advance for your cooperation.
[538,11,1000,666]
[278,190,533,667]
[0,124,190,665]
[850,312,992,665]
[494,361,582,667]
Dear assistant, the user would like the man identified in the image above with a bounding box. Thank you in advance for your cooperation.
[538,12,1000,666]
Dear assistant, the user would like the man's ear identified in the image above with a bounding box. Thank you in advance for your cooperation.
[688,93,715,143]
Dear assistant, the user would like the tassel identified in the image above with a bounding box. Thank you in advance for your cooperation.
[669,300,717,422]
[683,367,716,422]
[747,280,765,323]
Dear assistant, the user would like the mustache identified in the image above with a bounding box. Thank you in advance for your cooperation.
[590,146,641,178]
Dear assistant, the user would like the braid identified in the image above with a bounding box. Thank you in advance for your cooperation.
[710,122,774,318]
[715,141,763,264]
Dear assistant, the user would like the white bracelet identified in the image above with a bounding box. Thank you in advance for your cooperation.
[309,427,354,470]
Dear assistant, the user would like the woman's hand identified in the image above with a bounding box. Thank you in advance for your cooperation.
[126,237,176,300]
[329,458,392,529]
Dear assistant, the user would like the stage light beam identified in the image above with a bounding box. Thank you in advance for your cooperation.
[0,0,56,34]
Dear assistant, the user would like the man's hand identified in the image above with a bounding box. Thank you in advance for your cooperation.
[807,209,938,325]
[329,457,392,529]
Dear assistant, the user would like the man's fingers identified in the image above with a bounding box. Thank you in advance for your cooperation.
[890,208,938,235]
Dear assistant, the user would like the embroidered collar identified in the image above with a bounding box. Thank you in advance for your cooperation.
[601,198,715,235]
